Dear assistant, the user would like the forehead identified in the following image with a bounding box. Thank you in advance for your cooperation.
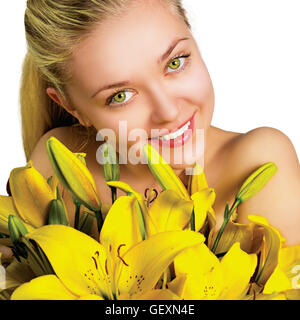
[69,1,190,90]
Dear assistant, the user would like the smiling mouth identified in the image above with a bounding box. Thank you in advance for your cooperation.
[148,111,196,141]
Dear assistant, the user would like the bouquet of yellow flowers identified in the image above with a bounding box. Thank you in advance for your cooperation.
[0,137,299,300]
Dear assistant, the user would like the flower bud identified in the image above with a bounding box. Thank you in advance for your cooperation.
[8,215,28,243]
[9,161,55,227]
[98,143,120,182]
[142,143,190,201]
[48,188,69,226]
[46,137,101,212]
[236,162,277,203]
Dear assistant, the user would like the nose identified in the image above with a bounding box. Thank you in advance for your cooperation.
[147,81,180,124]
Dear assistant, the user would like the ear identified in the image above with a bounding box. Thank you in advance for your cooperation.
[46,87,92,127]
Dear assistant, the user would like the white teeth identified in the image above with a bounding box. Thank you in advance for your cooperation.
[159,121,190,141]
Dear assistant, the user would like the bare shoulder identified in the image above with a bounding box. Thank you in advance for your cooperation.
[229,126,300,245]
[29,126,80,180]
[234,126,299,164]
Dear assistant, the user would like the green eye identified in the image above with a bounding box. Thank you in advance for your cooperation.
[168,57,181,70]
[113,91,126,103]
[107,90,135,107]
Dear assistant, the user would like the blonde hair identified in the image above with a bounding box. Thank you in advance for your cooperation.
[21,0,191,161]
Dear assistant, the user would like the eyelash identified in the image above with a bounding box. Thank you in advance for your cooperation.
[105,51,192,108]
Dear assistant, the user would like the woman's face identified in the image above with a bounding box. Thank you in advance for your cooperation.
[61,0,215,170]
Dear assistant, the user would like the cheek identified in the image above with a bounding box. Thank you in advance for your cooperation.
[180,62,215,119]
[92,110,147,151]
[184,61,213,100]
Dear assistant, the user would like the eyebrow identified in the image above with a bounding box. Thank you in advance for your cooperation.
[91,36,190,98]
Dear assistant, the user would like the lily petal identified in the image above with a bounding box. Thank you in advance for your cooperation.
[100,195,142,259]
[106,181,152,236]
[263,267,292,294]
[248,215,282,285]
[26,225,108,297]
[173,243,223,299]
[208,220,254,255]
[11,275,78,300]
[116,230,205,298]
[167,274,187,299]
[218,243,257,299]
[191,188,215,232]
[278,245,300,275]
[187,163,208,195]
[147,190,193,234]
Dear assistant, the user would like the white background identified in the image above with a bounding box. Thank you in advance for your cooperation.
[0,0,299,194]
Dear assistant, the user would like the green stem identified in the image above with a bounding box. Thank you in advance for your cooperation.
[74,201,81,230]
[211,199,240,253]
[94,208,104,233]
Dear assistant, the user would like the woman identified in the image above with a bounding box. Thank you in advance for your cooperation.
[21,0,300,245]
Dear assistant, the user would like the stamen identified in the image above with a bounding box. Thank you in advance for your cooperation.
[117,244,129,267]
[92,257,98,270]
[105,259,109,275]
[149,189,159,204]
[91,250,114,299]
[144,188,158,203]
[144,188,149,199]
[117,244,125,257]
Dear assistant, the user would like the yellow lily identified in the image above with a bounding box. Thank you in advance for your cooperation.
[106,180,215,239]
[11,227,204,300]
[145,188,215,235]
[0,161,55,235]
[142,144,216,234]
[46,137,101,212]
[11,192,205,300]
[171,242,257,300]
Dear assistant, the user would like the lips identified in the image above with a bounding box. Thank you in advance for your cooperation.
[147,111,197,148]
[148,111,197,140]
